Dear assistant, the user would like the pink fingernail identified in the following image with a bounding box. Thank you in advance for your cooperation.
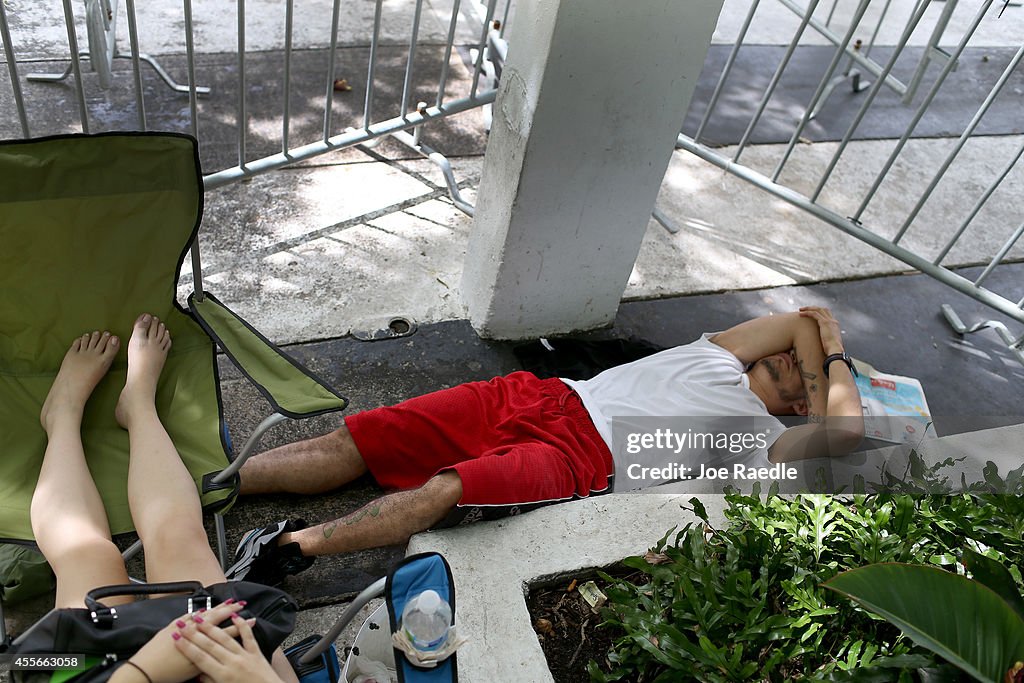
[237,600,247,607]
[230,614,241,621]
[198,608,207,613]
[224,598,235,605]
[172,632,182,641]
[176,620,187,628]
[194,616,204,624]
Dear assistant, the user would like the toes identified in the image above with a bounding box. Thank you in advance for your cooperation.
[134,313,161,338]
[130,313,172,348]
[71,337,83,352]
[102,334,120,354]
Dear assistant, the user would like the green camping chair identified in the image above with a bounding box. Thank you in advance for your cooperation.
[0,132,347,627]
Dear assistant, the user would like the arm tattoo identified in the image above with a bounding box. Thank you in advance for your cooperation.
[798,359,817,382]
[807,413,825,424]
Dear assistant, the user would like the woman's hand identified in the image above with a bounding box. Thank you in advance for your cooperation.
[173,607,283,683]
[113,602,247,683]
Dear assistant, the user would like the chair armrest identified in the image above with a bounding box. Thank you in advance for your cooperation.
[188,292,347,418]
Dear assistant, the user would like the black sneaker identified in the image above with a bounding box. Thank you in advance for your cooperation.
[225,520,314,586]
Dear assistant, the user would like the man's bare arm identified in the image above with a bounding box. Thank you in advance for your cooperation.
[710,310,829,418]
[770,308,864,462]
[710,311,818,365]
[792,313,830,421]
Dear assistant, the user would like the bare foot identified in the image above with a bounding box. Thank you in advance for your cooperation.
[115,314,172,429]
[40,331,120,434]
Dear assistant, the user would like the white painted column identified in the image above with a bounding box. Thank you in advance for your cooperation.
[461,0,724,339]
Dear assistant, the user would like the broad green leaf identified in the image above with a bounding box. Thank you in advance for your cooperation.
[824,563,1024,683]
[962,547,1024,622]
[866,653,936,669]
[824,668,914,682]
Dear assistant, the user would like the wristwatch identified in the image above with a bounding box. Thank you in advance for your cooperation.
[823,351,858,378]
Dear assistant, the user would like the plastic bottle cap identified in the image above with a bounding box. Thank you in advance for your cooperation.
[417,589,441,614]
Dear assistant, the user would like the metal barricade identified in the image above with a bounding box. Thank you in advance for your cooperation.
[670,0,1024,364]
[0,0,511,214]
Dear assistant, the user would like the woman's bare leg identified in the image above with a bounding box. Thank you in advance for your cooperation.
[119,315,298,682]
[34,331,130,609]
[115,314,225,587]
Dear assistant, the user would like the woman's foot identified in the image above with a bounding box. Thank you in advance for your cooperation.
[115,314,172,429]
[40,331,120,434]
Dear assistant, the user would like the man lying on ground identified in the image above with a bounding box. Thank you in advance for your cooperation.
[225,307,864,585]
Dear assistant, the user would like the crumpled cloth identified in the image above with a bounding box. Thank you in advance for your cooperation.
[350,653,397,683]
[391,625,468,667]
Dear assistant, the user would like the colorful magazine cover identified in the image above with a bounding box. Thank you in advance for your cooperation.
[853,359,935,447]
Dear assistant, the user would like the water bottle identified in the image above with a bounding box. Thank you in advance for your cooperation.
[401,589,452,652]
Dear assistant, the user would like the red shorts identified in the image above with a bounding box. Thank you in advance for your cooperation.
[345,371,614,526]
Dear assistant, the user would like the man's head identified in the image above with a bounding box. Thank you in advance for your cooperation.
[747,349,809,416]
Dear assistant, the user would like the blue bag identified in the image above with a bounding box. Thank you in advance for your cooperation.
[387,552,457,683]
[285,634,341,683]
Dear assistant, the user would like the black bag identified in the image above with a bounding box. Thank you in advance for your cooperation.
[10,580,296,663]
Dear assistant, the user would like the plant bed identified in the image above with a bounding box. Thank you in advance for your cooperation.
[527,456,1024,682]
[528,566,639,683]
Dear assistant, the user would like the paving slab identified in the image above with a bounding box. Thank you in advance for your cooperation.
[712,0,1023,48]
[1,0,490,57]
[183,156,480,343]
[0,48,488,170]
[683,46,1024,146]
[6,0,1018,59]
[637,136,1024,307]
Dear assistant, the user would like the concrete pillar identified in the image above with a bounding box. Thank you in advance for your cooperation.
[461,0,724,339]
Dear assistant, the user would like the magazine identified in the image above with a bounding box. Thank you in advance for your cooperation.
[852,359,935,446]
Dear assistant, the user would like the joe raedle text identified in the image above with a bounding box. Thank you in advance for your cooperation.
[625,462,798,483]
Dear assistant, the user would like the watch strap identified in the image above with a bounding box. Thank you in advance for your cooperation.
[823,352,858,378]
